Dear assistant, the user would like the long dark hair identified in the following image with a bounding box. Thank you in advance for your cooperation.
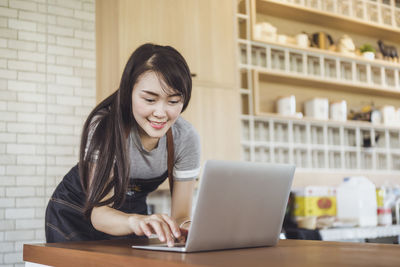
[79,43,192,217]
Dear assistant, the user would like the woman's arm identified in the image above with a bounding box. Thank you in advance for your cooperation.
[88,164,181,246]
[88,163,133,236]
[171,179,196,227]
[91,205,135,235]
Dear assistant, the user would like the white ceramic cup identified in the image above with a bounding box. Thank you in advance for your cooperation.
[296,33,309,48]
[277,95,296,115]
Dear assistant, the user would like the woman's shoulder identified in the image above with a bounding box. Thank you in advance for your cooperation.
[171,117,201,166]
[172,116,199,140]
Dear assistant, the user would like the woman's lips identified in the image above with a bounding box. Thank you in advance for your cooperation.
[148,120,167,129]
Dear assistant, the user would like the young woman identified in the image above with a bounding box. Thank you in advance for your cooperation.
[45,43,201,247]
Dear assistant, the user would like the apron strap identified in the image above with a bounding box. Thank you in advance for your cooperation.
[166,128,174,196]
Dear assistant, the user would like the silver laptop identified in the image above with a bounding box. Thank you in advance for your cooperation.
[132,160,295,252]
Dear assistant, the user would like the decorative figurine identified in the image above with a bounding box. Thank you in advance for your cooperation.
[337,35,356,56]
[309,32,334,50]
[377,40,399,62]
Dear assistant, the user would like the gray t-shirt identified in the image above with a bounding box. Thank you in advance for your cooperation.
[86,116,201,181]
[129,116,201,181]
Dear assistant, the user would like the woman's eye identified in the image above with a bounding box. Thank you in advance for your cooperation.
[169,97,182,104]
[144,98,155,103]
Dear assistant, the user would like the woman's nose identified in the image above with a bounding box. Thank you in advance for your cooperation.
[153,102,167,117]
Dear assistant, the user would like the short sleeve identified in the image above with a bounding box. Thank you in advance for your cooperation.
[172,119,201,181]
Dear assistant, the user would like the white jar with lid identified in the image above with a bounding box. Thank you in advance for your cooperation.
[253,22,277,42]
[304,98,329,120]
[395,108,400,126]
[296,33,309,48]
[381,105,396,126]
[330,100,347,122]
[276,95,296,116]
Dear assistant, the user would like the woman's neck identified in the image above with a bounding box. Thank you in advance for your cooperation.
[137,127,159,152]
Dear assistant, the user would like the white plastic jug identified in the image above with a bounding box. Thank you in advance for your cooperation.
[337,176,377,227]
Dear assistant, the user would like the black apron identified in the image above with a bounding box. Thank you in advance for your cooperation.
[45,129,175,243]
[45,165,167,242]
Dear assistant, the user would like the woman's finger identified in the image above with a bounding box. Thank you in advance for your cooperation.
[161,214,181,238]
[148,220,166,242]
[159,221,175,247]
[139,220,153,237]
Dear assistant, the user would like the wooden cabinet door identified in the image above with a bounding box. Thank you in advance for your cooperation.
[97,0,236,101]
[96,0,240,161]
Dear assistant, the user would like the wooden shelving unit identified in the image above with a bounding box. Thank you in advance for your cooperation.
[236,0,400,178]
[239,41,400,103]
[241,113,400,172]
[251,0,400,42]
[247,38,400,67]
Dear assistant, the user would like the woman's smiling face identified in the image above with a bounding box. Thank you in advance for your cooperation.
[131,71,184,150]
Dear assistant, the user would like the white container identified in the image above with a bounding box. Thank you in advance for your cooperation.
[395,108,400,126]
[296,33,309,48]
[304,98,329,120]
[376,187,392,226]
[336,176,377,227]
[381,105,396,126]
[277,34,288,44]
[277,95,296,116]
[362,51,375,60]
[370,110,382,124]
[396,198,400,224]
[377,208,392,226]
[253,22,277,42]
[330,100,347,122]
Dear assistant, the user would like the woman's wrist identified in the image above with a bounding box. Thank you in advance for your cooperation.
[127,214,143,233]
[179,219,191,228]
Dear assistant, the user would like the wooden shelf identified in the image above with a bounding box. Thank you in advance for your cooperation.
[242,112,400,130]
[252,0,400,43]
[246,38,400,69]
[255,69,400,98]
[240,42,400,108]
[252,70,400,119]
[240,112,400,174]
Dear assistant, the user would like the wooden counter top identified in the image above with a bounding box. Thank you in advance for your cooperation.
[24,238,400,267]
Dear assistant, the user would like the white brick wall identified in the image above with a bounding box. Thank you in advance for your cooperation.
[0,0,95,266]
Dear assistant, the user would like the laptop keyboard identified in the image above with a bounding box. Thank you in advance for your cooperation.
[152,242,186,248]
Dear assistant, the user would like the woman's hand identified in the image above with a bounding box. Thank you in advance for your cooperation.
[128,214,181,247]
[176,220,191,243]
